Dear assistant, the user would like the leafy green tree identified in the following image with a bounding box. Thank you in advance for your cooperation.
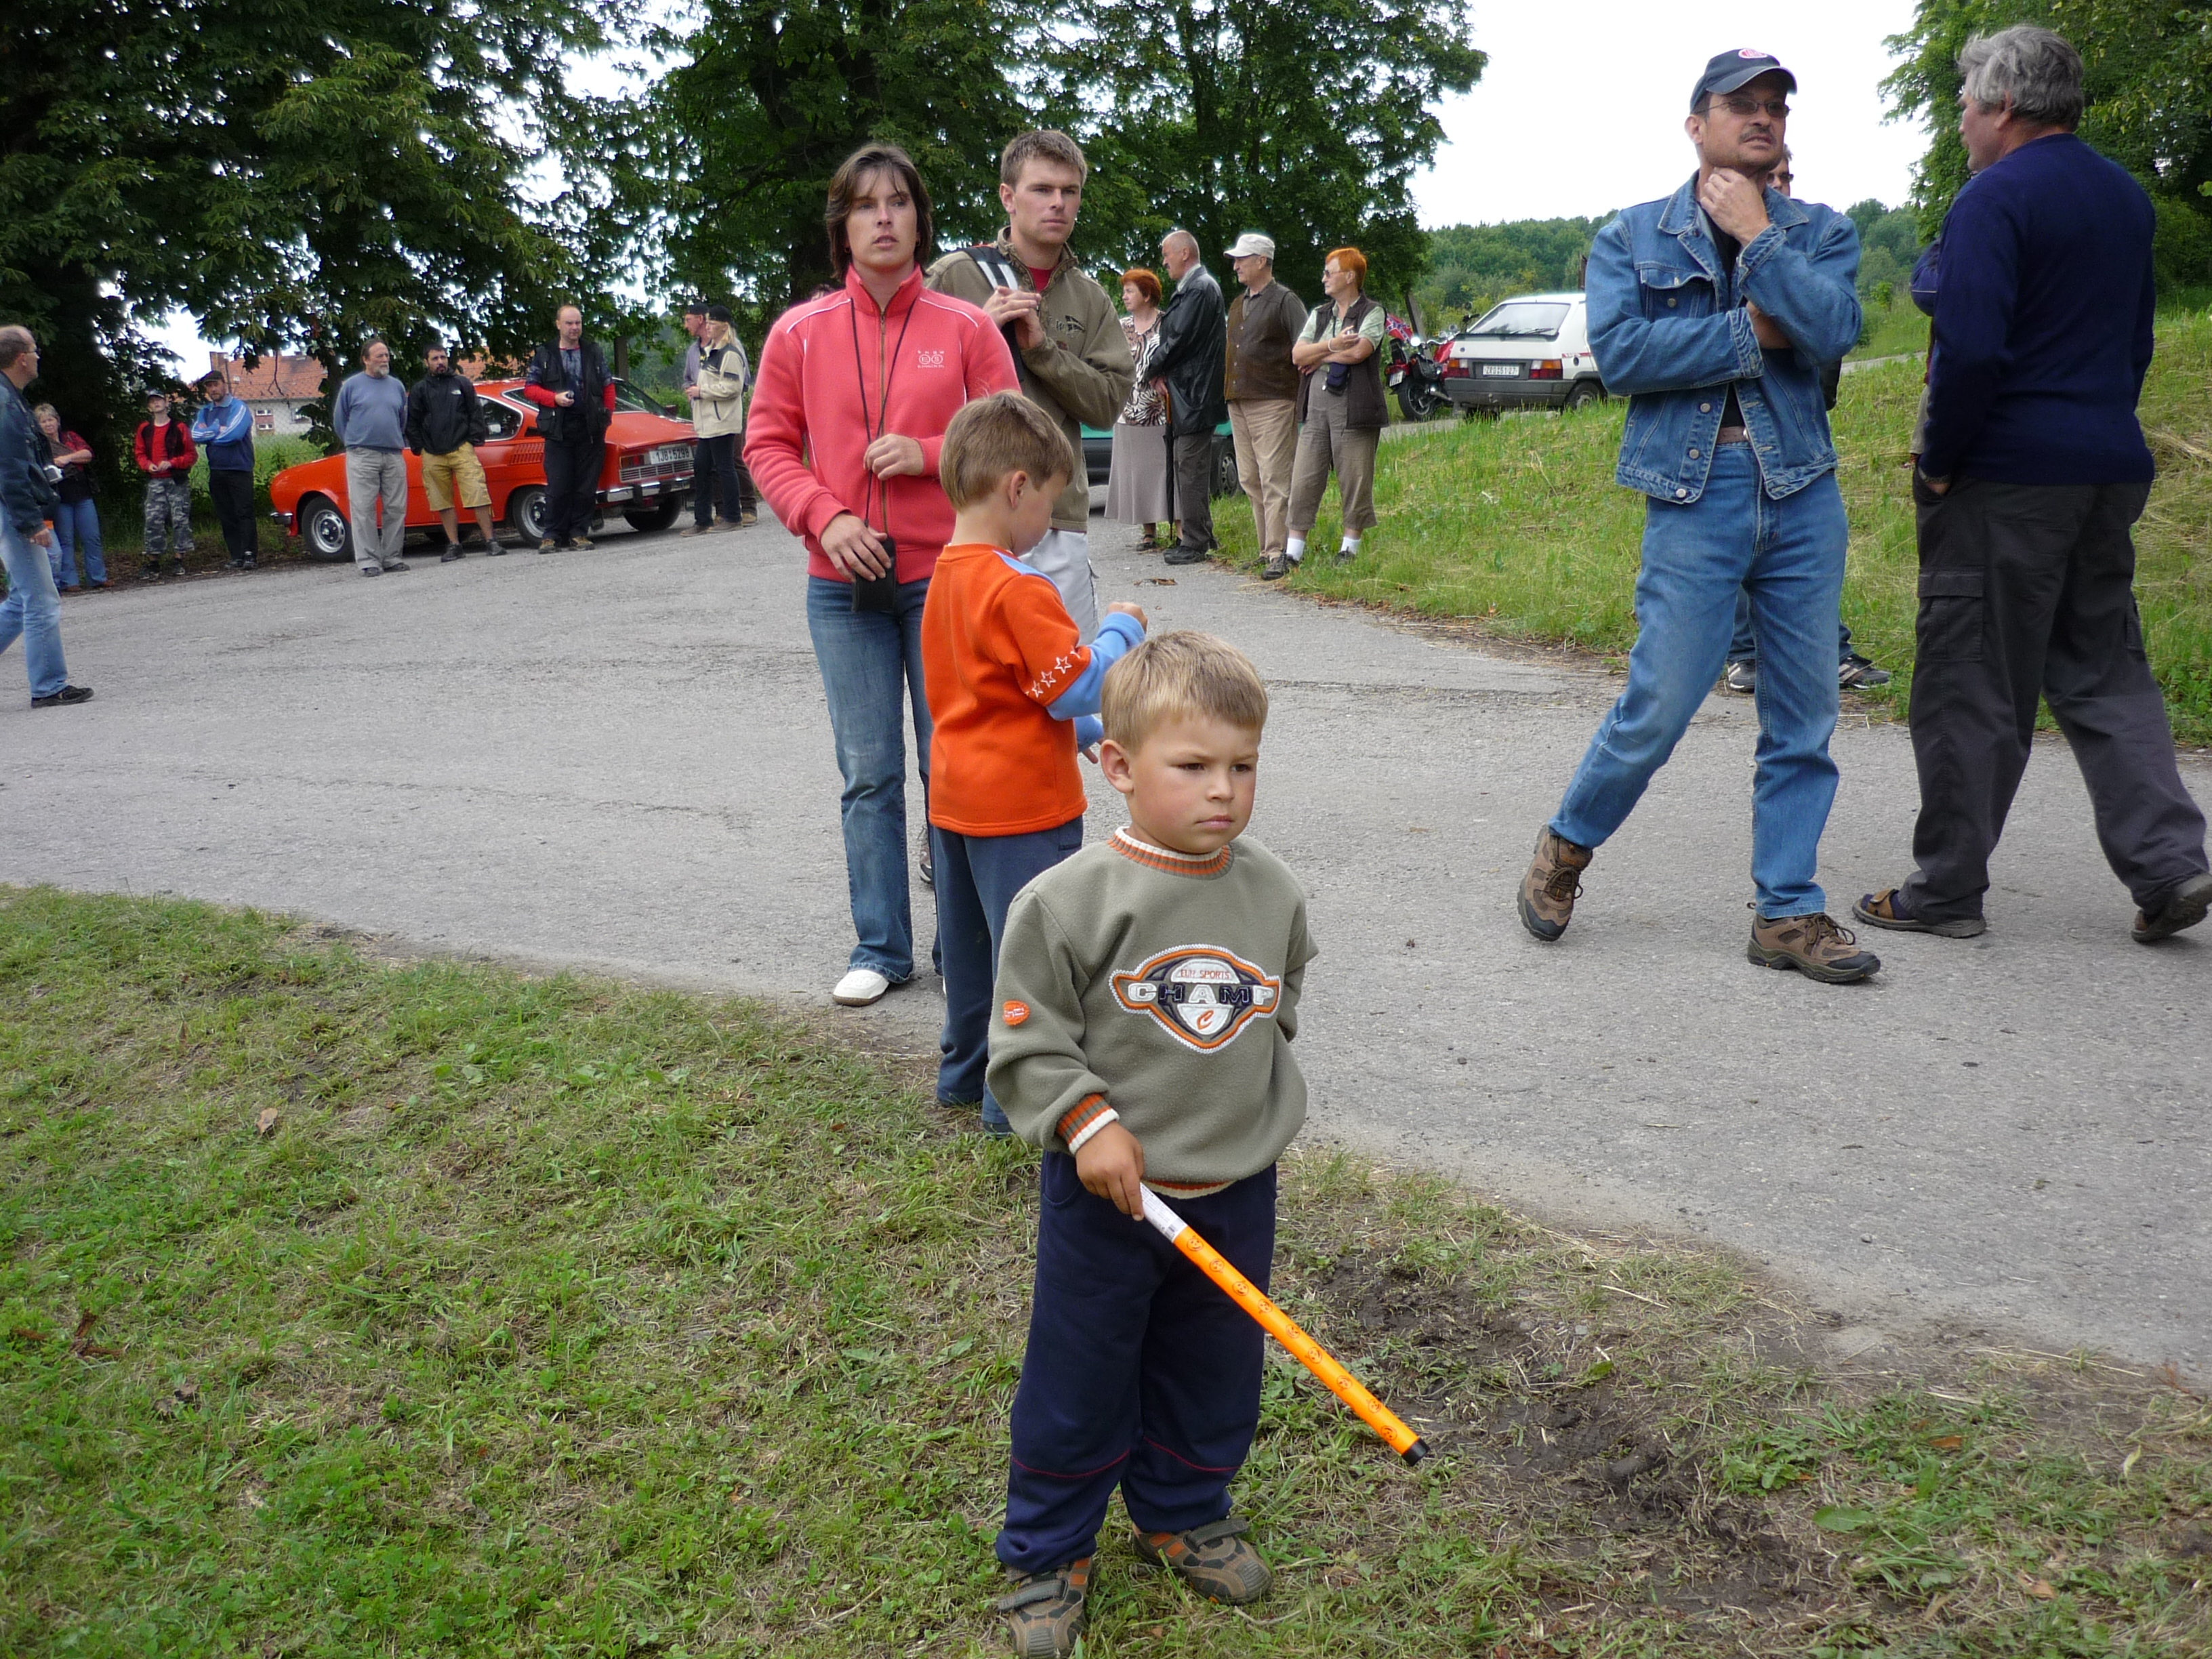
[1884,0,2212,288]
[1,0,622,473]
[591,0,1481,329]
[1040,0,1485,313]
[1414,218,1608,327]
[573,0,1033,335]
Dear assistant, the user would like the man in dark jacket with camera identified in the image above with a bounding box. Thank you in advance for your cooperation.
[521,305,615,552]
[1145,228,1227,566]
[407,344,497,560]
[0,325,91,706]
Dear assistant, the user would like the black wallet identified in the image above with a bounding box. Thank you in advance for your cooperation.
[851,535,897,613]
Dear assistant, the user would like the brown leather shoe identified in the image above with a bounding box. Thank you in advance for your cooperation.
[994,1557,1090,1657]
[1517,827,1593,941]
[1747,912,1881,983]
[1133,1515,1271,1603]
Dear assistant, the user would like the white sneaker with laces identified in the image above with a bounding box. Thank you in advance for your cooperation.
[832,968,890,1006]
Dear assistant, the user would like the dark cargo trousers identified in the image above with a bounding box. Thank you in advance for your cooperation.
[1898,475,2209,923]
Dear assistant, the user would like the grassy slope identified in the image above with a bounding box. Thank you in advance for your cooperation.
[1237,315,2212,744]
[5,888,2209,1657]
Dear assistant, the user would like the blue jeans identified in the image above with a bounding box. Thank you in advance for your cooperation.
[1,518,71,699]
[1728,586,1856,666]
[806,573,934,981]
[1551,447,1845,917]
[998,1157,1274,1575]
[50,499,105,588]
[933,817,1084,1126]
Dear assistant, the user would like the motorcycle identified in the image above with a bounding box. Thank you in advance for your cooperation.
[1385,321,1449,422]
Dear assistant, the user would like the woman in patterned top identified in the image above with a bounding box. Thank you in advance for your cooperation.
[1104,269,1172,550]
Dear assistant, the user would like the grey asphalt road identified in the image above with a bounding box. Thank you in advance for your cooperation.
[5,510,2207,1382]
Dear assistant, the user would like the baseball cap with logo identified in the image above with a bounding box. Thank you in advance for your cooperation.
[1690,48,1797,110]
[1225,232,1276,260]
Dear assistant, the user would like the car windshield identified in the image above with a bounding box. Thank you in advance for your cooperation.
[1466,301,1570,340]
[612,378,674,417]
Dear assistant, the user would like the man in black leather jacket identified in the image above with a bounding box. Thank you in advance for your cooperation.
[1145,229,1227,565]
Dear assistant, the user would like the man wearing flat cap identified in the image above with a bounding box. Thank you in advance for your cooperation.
[1222,234,1306,574]
[1518,49,1876,983]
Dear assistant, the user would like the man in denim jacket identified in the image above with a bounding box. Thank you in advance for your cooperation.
[1518,49,1879,983]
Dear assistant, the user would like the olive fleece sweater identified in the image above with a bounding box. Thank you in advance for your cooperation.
[987,828,1317,1193]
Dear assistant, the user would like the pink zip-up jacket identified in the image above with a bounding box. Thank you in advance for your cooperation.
[745,264,1019,586]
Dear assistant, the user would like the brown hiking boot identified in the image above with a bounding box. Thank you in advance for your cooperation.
[1747,911,1881,983]
[1133,1515,1271,1604]
[994,1557,1090,1657]
[1517,827,1593,941]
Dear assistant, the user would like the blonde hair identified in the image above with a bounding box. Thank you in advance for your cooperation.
[1102,631,1269,750]
[940,392,1074,509]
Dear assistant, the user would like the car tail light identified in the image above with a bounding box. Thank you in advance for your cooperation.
[1441,359,1471,379]
[1530,360,1563,380]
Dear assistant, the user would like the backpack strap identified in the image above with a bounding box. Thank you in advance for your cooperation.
[966,243,1024,292]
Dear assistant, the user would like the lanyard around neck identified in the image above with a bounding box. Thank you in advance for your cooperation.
[848,280,920,533]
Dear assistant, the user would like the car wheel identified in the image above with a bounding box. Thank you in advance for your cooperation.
[299,494,353,561]
[1565,380,1605,411]
[506,485,548,544]
[623,497,682,533]
[1210,434,1243,499]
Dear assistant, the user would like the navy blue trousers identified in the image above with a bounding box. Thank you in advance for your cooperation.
[997,1157,1275,1575]
[932,817,1082,1121]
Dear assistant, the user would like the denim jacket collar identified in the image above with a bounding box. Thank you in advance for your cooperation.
[1655,175,1809,281]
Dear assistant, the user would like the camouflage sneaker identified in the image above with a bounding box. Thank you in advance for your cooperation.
[1747,911,1881,983]
[1133,1515,1271,1604]
[1517,827,1593,942]
[994,1557,1090,1658]
[2133,871,2212,945]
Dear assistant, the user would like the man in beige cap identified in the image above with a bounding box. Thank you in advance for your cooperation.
[1222,233,1305,573]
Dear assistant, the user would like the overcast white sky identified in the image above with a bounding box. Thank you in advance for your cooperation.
[156,0,1935,365]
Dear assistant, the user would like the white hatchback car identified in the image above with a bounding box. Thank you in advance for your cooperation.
[1438,292,1607,414]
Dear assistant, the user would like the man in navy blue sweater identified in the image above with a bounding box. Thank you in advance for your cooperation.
[1856,25,2211,947]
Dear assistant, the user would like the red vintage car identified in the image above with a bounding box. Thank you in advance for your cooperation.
[268,378,698,558]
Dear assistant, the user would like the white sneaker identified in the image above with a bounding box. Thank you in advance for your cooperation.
[832,968,890,1006]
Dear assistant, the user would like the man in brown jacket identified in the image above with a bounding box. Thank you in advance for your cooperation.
[927,129,1134,638]
[1223,233,1306,568]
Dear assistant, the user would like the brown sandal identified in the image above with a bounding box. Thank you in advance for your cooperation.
[1852,887,1985,938]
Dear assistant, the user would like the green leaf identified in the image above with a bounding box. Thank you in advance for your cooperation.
[1814,1506,1876,1534]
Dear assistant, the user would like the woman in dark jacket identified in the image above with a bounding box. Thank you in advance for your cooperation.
[35,405,105,590]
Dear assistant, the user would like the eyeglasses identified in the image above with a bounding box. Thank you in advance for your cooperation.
[1709,96,1790,119]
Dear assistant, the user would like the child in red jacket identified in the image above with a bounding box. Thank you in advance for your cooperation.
[133,388,197,579]
[922,393,1147,1130]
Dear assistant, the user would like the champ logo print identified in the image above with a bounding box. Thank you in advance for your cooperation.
[1110,946,1281,1052]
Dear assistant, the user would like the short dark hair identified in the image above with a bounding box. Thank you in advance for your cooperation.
[1000,129,1087,188]
[824,143,934,281]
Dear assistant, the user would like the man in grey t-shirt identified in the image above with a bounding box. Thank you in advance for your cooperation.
[331,340,412,576]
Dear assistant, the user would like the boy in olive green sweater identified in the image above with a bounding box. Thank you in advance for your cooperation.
[986,631,1315,1658]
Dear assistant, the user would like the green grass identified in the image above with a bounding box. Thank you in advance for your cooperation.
[1848,296,1930,362]
[1238,314,2212,744]
[5,886,2210,1656]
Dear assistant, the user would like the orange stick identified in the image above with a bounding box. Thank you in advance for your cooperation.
[1141,1187,1430,1466]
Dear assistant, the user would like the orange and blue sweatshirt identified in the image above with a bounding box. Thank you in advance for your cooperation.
[922,542,1145,837]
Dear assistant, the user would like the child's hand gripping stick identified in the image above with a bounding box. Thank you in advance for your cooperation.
[1139,1187,1430,1467]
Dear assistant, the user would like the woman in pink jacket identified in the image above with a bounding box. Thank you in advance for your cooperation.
[746,142,1019,1008]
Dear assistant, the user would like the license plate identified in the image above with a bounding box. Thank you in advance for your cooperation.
[649,444,690,466]
[1481,363,1521,377]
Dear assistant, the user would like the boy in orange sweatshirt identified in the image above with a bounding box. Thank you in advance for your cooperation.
[922,393,1147,1132]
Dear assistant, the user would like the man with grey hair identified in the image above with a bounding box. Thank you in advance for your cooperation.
[0,325,93,706]
[1856,24,2211,946]
[332,339,412,575]
[1145,228,1227,566]
[1222,233,1304,575]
